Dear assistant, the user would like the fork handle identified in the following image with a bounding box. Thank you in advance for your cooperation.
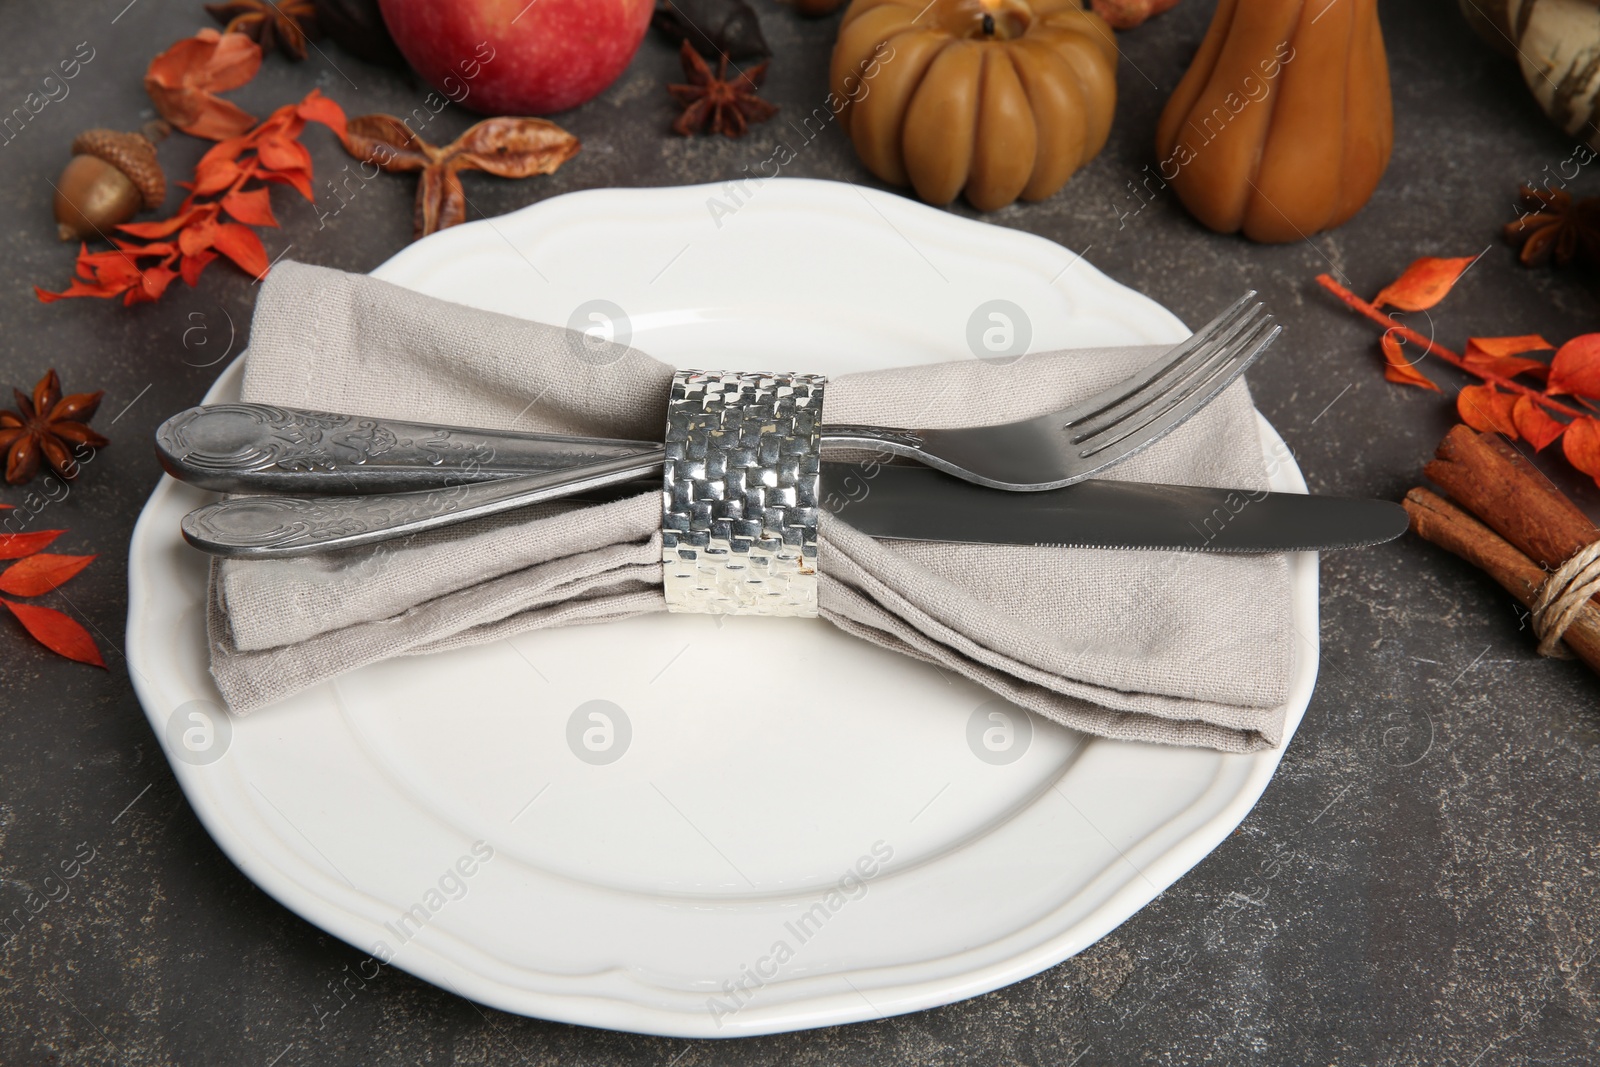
[815,424,928,456]
[159,403,925,495]
[156,403,663,494]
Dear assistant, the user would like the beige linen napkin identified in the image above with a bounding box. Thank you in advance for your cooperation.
[207,261,1295,752]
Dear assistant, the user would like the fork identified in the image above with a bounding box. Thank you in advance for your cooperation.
[161,291,1277,496]
[172,293,1279,556]
[175,292,1280,559]
[821,290,1277,490]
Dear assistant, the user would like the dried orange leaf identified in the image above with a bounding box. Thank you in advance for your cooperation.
[221,187,278,227]
[296,89,348,143]
[130,264,179,304]
[0,553,94,597]
[257,133,312,174]
[164,28,260,92]
[1511,395,1567,451]
[1467,334,1553,357]
[1465,335,1553,379]
[211,223,269,278]
[1463,338,1550,381]
[1373,256,1477,312]
[144,30,262,140]
[0,529,64,560]
[2,598,105,667]
[181,249,219,287]
[1457,384,1517,437]
[1380,331,1440,391]
[1548,333,1600,398]
[1562,415,1600,486]
[178,209,221,257]
[118,205,212,239]
[192,153,244,196]
[259,166,314,201]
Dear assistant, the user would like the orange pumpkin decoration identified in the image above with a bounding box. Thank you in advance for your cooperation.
[830,0,1118,211]
[1154,0,1393,243]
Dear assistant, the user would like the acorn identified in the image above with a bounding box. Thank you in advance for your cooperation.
[53,128,166,242]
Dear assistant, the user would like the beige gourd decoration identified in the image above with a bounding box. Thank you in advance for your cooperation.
[830,0,1118,212]
[1154,0,1393,243]
[1459,0,1600,148]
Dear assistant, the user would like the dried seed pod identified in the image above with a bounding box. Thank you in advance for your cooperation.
[53,129,166,242]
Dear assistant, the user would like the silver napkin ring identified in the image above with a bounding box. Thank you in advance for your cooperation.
[661,370,826,616]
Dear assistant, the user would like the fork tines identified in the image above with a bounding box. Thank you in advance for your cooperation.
[1063,293,1278,458]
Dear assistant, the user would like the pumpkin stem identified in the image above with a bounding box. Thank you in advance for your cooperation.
[981,12,995,35]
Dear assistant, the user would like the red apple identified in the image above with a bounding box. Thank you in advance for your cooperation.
[377,0,654,116]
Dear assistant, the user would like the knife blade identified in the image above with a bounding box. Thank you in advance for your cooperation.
[827,465,1409,553]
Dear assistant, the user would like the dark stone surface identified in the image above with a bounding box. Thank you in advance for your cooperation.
[2,1,1597,1064]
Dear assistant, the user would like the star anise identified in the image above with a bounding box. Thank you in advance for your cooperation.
[1503,185,1600,268]
[0,371,107,485]
[205,0,319,61]
[342,114,581,238]
[667,40,777,138]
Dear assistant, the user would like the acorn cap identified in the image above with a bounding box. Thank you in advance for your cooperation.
[71,128,165,210]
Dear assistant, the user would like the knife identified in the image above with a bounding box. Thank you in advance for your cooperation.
[835,465,1408,553]
[177,457,1408,559]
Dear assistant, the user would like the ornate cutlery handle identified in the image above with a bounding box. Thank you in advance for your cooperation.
[181,450,667,559]
[159,403,924,496]
[157,403,662,493]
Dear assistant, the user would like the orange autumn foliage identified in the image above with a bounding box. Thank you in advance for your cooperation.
[1318,261,1600,488]
[2,598,104,667]
[0,529,63,559]
[1563,416,1600,484]
[1372,256,1477,312]
[1512,394,1567,451]
[144,29,263,140]
[1463,335,1552,381]
[0,507,102,668]
[0,553,95,597]
[1456,384,1516,437]
[1380,331,1440,391]
[37,90,345,305]
[1549,334,1600,397]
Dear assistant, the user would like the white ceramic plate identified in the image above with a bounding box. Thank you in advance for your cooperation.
[126,179,1316,1038]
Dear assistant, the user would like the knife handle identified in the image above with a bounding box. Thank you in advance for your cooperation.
[156,403,662,494]
[181,448,669,559]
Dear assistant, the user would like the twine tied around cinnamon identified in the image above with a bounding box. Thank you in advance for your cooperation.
[1531,539,1600,658]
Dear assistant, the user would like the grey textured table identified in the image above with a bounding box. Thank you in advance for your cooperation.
[3,2,1598,1065]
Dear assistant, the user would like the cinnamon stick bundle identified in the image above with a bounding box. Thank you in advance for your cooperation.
[1405,426,1600,674]
[1424,427,1599,569]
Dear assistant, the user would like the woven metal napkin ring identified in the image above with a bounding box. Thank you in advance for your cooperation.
[662,371,826,616]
